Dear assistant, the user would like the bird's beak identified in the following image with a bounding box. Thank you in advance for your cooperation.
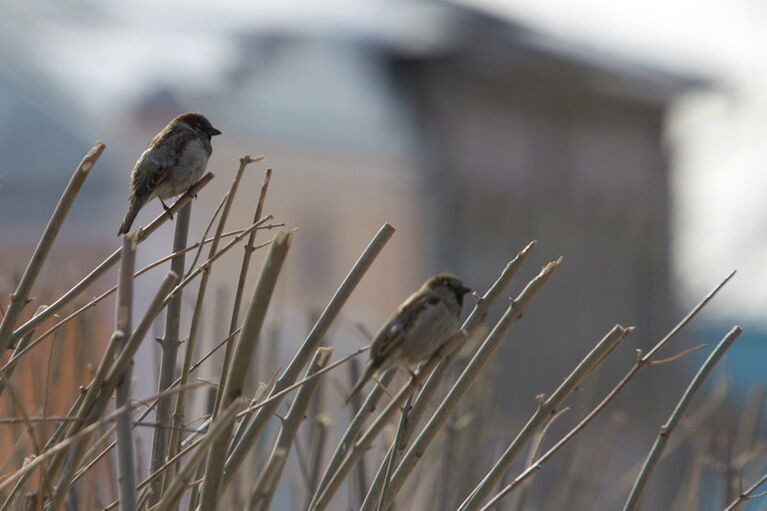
[210,127,222,136]
[458,285,471,296]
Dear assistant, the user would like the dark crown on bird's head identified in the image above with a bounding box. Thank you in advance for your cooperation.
[173,112,222,139]
[424,273,472,306]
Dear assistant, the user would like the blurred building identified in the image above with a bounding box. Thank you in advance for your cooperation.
[185,2,700,393]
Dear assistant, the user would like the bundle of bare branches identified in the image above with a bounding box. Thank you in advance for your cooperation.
[0,143,759,511]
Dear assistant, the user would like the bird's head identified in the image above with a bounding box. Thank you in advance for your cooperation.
[174,112,222,140]
[424,274,471,307]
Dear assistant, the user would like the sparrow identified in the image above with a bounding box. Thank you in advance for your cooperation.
[117,112,221,235]
[346,274,471,403]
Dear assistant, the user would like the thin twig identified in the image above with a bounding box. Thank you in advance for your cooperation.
[186,193,227,276]
[147,201,191,507]
[374,259,562,511]
[39,320,62,502]
[68,326,247,495]
[508,407,570,511]
[459,270,737,511]
[0,228,273,379]
[154,399,245,511]
[623,326,742,511]
[471,274,737,511]
[372,395,413,511]
[0,373,42,460]
[458,324,632,511]
[724,471,767,510]
[5,172,214,348]
[114,234,138,511]
[0,142,105,351]
[47,272,179,507]
[160,221,266,310]
[305,361,330,508]
[248,348,332,511]
[595,375,728,509]
[309,241,536,510]
[243,450,287,511]
[213,166,272,419]
[728,385,766,502]
[105,432,207,511]
[197,230,294,510]
[348,359,370,507]
[0,307,44,399]
[185,155,263,510]
[234,346,368,419]
[223,223,396,490]
[0,382,204,494]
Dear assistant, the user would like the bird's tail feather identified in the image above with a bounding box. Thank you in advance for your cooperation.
[345,362,378,405]
[118,201,142,236]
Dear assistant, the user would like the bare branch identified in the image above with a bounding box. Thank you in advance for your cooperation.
[309,240,536,511]
[363,394,414,511]
[46,271,179,506]
[155,399,245,511]
[0,142,105,351]
[375,258,562,510]
[508,407,570,511]
[114,234,138,511]
[223,223,396,489]
[459,324,632,511]
[5,172,214,348]
[460,270,736,511]
[622,326,742,510]
[213,166,273,418]
[0,226,272,378]
[147,201,191,507]
[197,230,294,510]
[248,348,332,511]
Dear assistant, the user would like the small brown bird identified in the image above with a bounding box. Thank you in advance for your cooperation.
[118,112,221,235]
[346,274,471,403]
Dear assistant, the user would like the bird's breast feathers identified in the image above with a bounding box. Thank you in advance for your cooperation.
[149,137,210,199]
[370,292,458,367]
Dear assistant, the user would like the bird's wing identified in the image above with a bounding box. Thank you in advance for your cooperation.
[129,128,188,204]
[369,291,441,365]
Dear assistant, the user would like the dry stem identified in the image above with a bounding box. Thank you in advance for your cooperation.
[222,223,396,489]
[0,142,105,351]
[197,230,293,510]
[622,326,742,511]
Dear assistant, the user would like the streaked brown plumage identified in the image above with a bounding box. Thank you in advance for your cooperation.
[118,112,221,235]
[346,274,471,403]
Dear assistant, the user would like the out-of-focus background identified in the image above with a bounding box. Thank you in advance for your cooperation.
[1,0,765,509]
